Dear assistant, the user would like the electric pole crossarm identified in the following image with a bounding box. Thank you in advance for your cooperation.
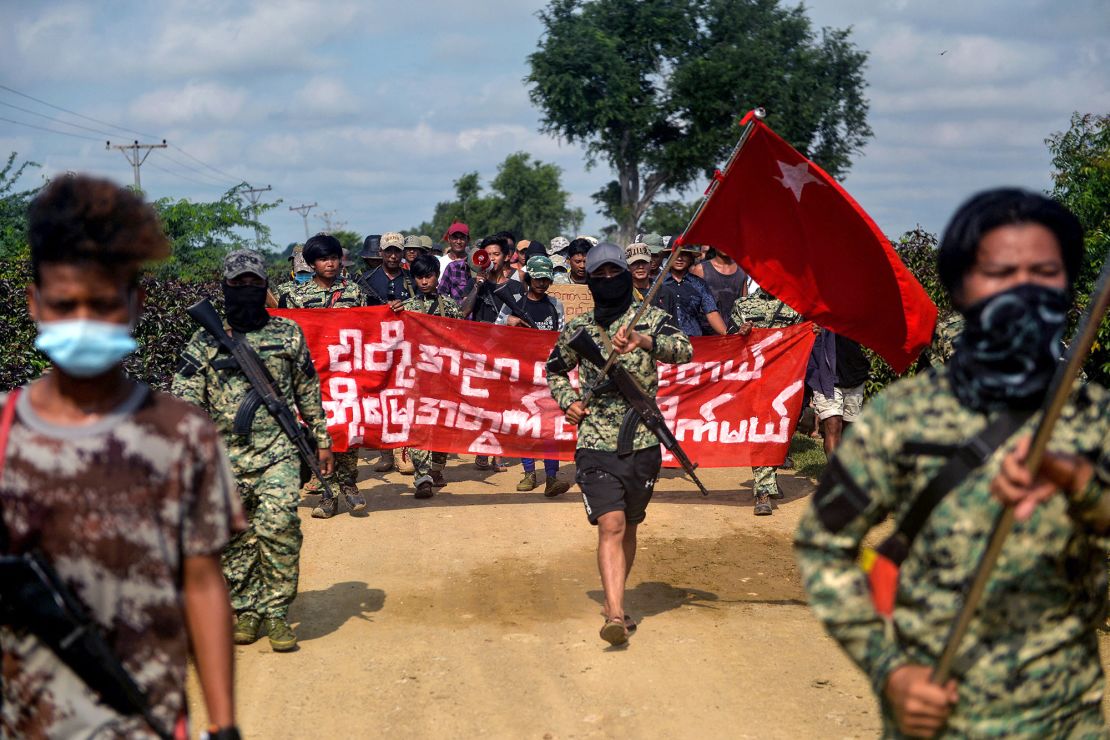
[106,139,167,191]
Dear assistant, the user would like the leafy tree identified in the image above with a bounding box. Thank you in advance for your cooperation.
[638,199,699,238]
[153,183,278,282]
[409,153,584,243]
[0,152,42,261]
[1047,112,1110,384]
[527,0,871,243]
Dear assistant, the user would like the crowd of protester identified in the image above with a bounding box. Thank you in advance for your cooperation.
[267,221,866,507]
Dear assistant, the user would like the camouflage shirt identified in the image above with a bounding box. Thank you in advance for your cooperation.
[926,312,965,368]
[795,369,1110,736]
[547,303,692,451]
[0,384,243,738]
[401,292,462,318]
[730,288,802,329]
[282,277,366,309]
[172,316,331,474]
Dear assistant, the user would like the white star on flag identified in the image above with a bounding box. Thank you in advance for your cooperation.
[775,161,824,201]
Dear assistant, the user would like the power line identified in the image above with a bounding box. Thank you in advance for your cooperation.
[159,150,238,188]
[145,160,230,189]
[169,143,242,183]
[0,83,158,139]
[0,100,120,138]
[0,115,102,141]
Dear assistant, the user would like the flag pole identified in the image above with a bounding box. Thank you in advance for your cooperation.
[581,108,767,402]
[676,107,766,248]
[932,253,1110,683]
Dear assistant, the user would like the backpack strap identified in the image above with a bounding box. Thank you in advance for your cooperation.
[876,407,1034,564]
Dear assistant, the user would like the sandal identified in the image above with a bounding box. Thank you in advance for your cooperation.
[600,616,629,646]
[623,615,637,634]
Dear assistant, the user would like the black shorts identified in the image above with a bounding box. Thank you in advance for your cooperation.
[575,447,662,526]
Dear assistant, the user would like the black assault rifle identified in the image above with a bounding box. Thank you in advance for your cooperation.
[567,328,709,496]
[186,299,336,507]
[493,283,539,329]
[0,542,172,739]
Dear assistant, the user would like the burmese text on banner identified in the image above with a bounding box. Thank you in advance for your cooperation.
[272,307,816,467]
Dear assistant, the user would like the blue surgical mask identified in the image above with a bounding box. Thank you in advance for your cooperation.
[294,272,312,284]
[35,319,138,378]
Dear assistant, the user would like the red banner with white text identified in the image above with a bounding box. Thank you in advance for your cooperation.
[272,307,816,468]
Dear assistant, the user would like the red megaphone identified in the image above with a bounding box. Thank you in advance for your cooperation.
[468,247,491,275]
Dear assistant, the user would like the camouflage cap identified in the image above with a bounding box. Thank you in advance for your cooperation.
[224,249,267,280]
[291,245,311,274]
[625,242,651,264]
[381,232,404,250]
[402,235,424,251]
[525,255,555,281]
[418,235,434,249]
[641,233,666,254]
[548,235,570,254]
[550,254,568,271]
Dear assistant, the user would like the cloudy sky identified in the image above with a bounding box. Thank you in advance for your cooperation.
[1,0,1106,249]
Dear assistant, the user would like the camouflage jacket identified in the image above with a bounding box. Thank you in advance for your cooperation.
[172,316,331,473]
[926,312,965,368]
[272,279,301,307]
[401,292,462,318]
[281,277,366,309]
[730,288,802,329]
[795,369,1110,736]
[547,303,692,451]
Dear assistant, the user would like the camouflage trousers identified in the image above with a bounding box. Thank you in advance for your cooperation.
[412,449,447,482]
[223,455,302,619]
[753,466,781,496]
[323,450,359,491]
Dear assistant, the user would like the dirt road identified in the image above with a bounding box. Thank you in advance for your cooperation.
[187,454,882,738]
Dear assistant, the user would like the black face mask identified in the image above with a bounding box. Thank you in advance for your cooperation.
[222,282,271,333]
[948,283,1068,412]
[588,270,633,328]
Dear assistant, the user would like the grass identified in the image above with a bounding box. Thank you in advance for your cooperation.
[788,432,827,480]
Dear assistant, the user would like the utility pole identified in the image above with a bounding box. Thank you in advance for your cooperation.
[106,139,167,192]
[241,184,272,248]
[317,210,346,233]
[289,202,317,239]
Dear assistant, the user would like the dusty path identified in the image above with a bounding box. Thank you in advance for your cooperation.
[189,450,887,738]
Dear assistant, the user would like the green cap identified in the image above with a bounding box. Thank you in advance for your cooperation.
[525,255,555,281]
[641,233,666,255]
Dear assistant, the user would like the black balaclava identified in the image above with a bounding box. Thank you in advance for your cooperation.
[588,270,634,329]
[947,283,1069,412]
[223,282,271,333]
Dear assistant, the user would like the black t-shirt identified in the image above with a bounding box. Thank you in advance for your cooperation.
[835,334,870,388]
[522,295,560,330]
[473,279,525,324]
[358,267,414,305]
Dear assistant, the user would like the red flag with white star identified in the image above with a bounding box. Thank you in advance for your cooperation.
[680,111,937,373]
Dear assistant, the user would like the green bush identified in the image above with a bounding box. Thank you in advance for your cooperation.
[0,258,220,393]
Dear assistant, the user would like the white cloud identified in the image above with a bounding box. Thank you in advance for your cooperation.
[292,77,360,115]
[128,82,254,127]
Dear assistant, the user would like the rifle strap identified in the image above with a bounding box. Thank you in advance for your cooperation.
[0,388,20,484]
[876,407,1034,564]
